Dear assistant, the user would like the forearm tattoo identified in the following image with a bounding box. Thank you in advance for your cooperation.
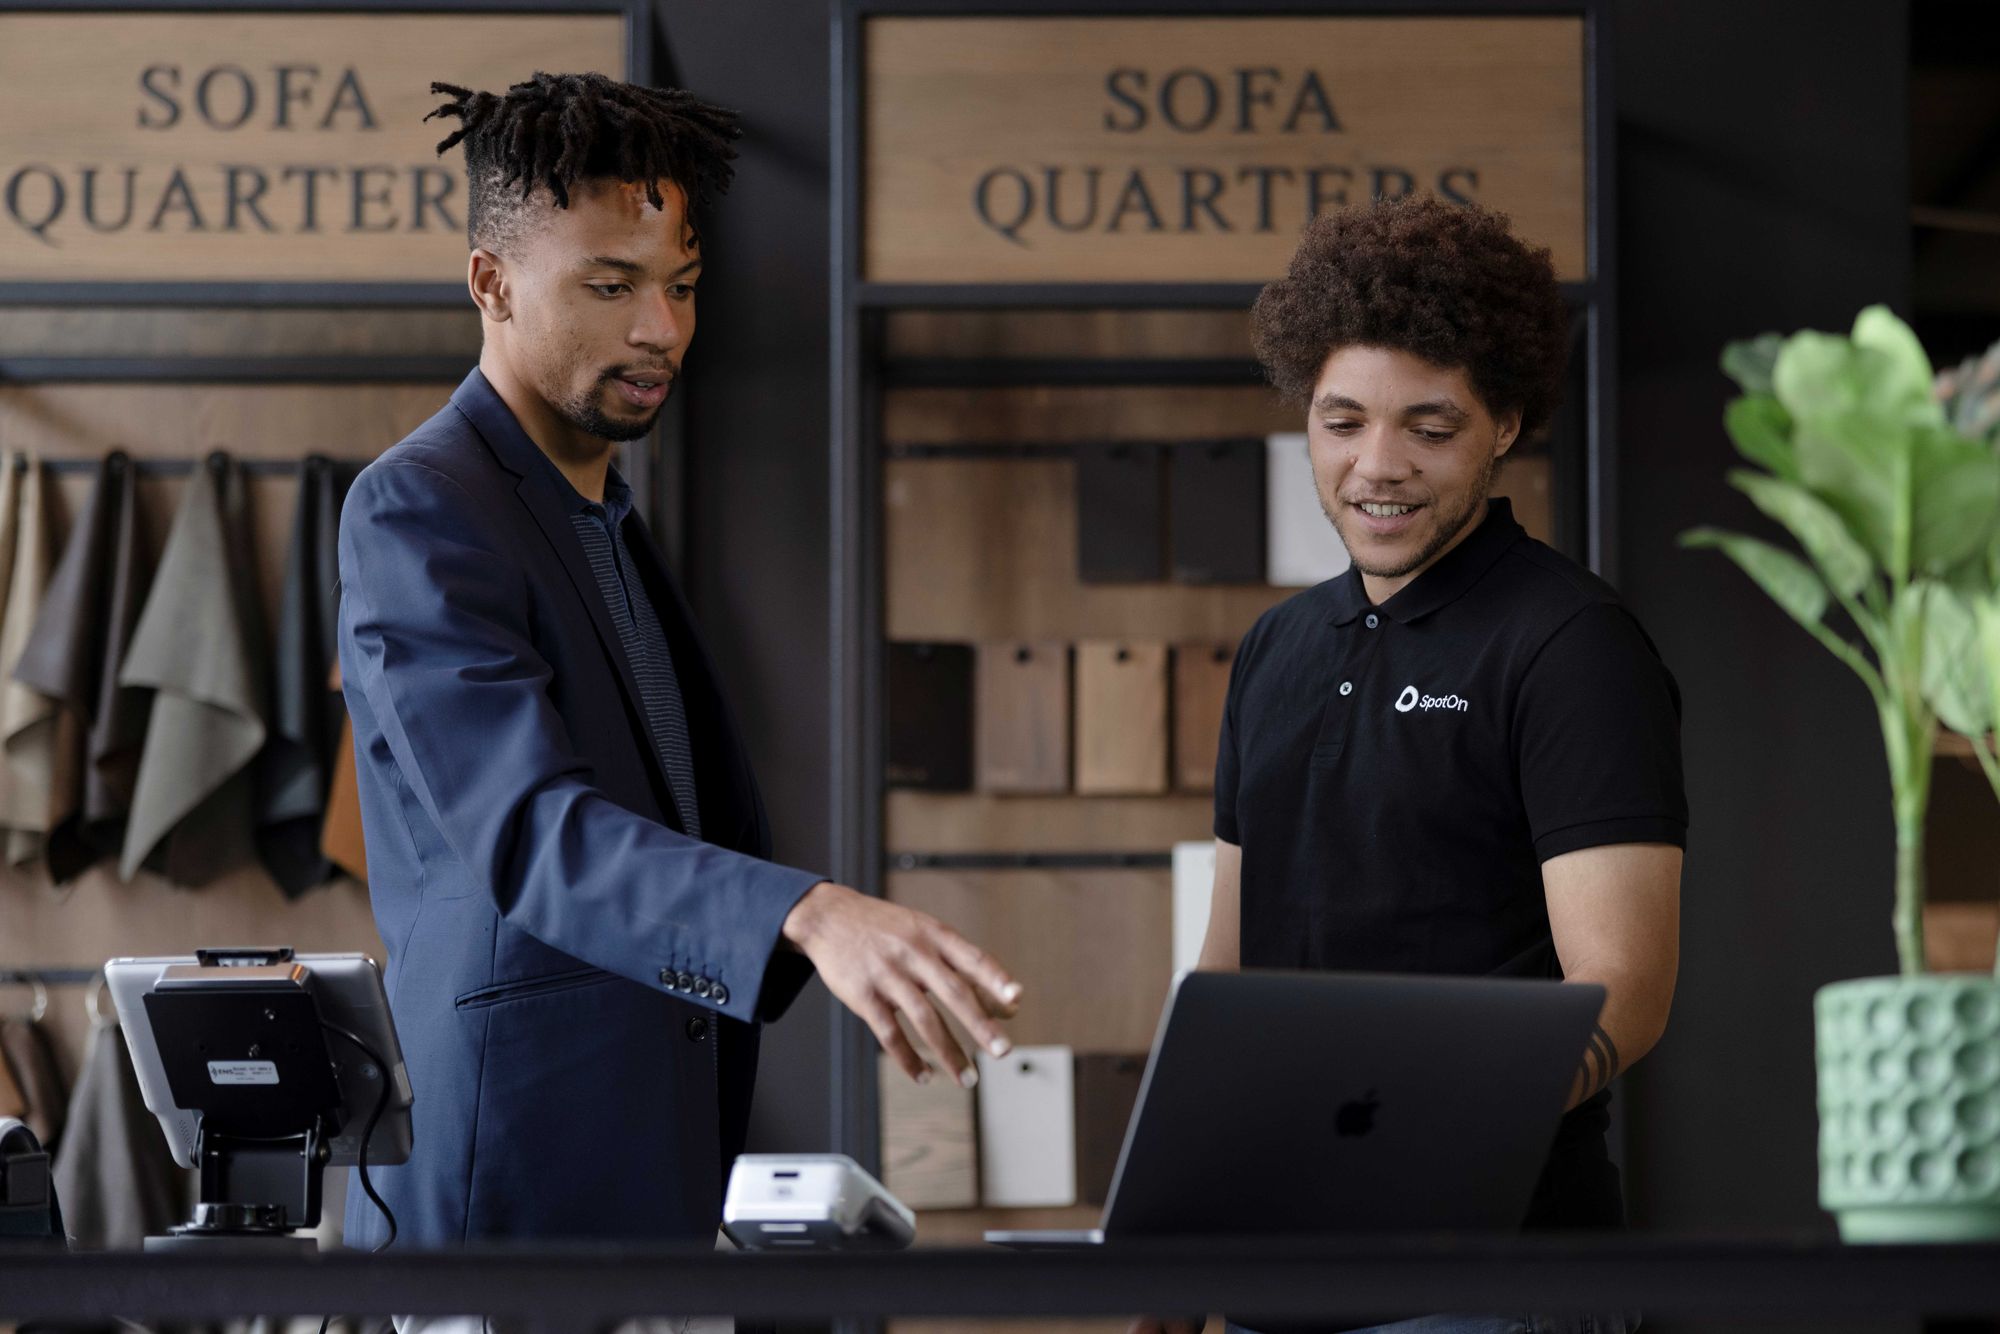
[1577,1022,1622,1101]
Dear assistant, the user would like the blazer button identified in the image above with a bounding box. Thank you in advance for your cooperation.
[687,1018,709,1042]
[659,969,674,986]
[676,972,695,993]
[711,984,730,1007]
[695,979,713,999]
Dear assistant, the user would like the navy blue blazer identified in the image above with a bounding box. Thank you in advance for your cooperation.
[336,368,823,1247]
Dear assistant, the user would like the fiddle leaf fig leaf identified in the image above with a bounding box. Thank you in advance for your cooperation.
[1682,528,1831,630]
[1727,470,1871,600]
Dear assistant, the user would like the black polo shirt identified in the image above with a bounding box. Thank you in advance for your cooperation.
[1214,497,1687,1228]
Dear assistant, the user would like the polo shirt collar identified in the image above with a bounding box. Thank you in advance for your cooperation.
[449,366,634,526]
[1326,497,1525,626]
[553,458,636,530]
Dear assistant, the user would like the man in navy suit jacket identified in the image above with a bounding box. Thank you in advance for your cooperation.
[337,73,1021,1249]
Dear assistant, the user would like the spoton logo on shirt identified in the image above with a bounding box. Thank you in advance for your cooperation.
[1394,685,1469,714]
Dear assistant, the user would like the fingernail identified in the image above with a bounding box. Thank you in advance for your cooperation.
[1002,982,1024,1003]
[916,1069,932,1085]
[989,1037,1011,1058]
[959,1066,980,1089]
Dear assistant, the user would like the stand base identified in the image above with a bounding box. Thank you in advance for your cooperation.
[144,1230,320,1255]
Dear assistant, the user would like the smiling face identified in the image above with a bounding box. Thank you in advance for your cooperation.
[1308,344,1522,602]
[470,176,700,451]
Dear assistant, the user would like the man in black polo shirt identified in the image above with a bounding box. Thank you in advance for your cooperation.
[1194,198,1684,1334]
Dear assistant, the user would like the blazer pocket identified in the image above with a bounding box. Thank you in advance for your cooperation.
[453,967,617,1011]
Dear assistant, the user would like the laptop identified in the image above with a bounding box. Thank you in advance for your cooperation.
[985,969,1604,1247]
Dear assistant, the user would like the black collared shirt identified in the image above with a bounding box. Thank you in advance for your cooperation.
[1214,497,1687,1227]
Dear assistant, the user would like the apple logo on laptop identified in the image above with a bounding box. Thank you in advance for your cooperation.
[1335,1090,1380,1138]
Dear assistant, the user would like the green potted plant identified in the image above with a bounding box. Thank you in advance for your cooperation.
[1683,306,2000,1242]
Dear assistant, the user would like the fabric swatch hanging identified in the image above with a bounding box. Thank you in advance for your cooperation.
[14,452,158,884]
[51,1018,186,1249]
[118,452,270,886]
[257,455,358,897]
[320,658,368,883]
[0,1033,24,1120]
[0,457,78,867]
[0,1006,67,1151]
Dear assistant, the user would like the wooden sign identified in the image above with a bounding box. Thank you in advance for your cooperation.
[864,16,1586,284]
[0,4,634,298]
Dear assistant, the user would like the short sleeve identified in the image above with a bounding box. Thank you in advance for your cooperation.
[1213,615,1268,846]
[1214,681,1242,844]
[1515,601,1688,862]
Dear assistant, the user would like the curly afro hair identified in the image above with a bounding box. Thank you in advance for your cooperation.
[1250,196,1571,438]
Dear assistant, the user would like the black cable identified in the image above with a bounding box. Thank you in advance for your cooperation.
[321,1019,398,1252]
[319,1020,401,1334]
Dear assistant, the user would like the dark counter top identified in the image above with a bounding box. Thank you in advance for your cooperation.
[3,1234,2000,1323]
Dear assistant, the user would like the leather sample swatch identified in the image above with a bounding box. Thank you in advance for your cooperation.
[50,1020,185,1250]
[878,1055,978,1210]
[0,1014,66,1150]
[1170,439,1266,584]
[976,641,1070,794]
[1172,840,1218,976]
[119,453,270,885]
[977,1043,1076,1208]
[321,661,368,883]
[0,458,75,867]
[1076,442,1165,583]
[14,452,156,884]
[258,455,358,897]
[0,1037,23,1121]
[1074,1052,1147,1206]
[1172,640,1235,793]
[1075,641,1168,795]
[886,642,974,791]
[1266,433,1352,587]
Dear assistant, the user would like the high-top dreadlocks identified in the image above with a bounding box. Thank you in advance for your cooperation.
[425,71,740,255]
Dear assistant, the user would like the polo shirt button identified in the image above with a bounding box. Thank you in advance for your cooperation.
[1339,681,1353,696]
[1365,614,1379,629]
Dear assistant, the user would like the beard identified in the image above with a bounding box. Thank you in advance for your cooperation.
[1325,447,1500,581]
[549,367,672,443]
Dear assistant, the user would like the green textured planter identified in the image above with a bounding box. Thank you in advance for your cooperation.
[1816,975,2000,1241]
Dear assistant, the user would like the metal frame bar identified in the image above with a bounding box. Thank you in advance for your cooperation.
[9,1238,2000,1321]
[25,455,342,473]
[888,438,1261,459]
[831,0,1615,1207]
[1581,0,1619,583]
[890,852,1174,870]
[0,0,655,308]
[0,967,102,984]
[828,0,880,1189]
[883,358,1265,388]
[0,356,474,383]
[861,279,1599,308]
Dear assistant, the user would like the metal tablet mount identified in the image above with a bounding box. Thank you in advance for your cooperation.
[141,948,343,1253]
